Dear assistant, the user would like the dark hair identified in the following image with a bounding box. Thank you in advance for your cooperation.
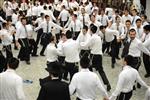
[143,25,150,31]
[7,57,19,70]
[132,9,137,13]
[50,36,55,42]
[99,25,106,30]
[129,28,136,34]
[21,17,26,22]
[48,6,52,10]
[124,55,133,66]
[83,25,88,31]
[2,23,7,28]
[141,14,147,19]
[126,20,131,24]
[73,14,77,18]
[136,18,142,23]
[65,30,72,39]
[45,15,49,19]
[62,5,65,9]
[43,6,47,10]
[90,24,97,33]
[115,15,120,20]
[80,57,90,68]
[40,13,44,16]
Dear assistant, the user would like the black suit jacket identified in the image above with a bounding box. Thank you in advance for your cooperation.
[39,76,51,87]
[37,79,71,100]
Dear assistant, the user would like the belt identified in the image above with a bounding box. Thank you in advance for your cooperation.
[76,97,95,100]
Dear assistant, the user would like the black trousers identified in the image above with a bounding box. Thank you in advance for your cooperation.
[65,62,79,81]
[116,91,133,100]
[72,31,80,40]
[102,42,111,53]
[129,56,141,70]
[60,21,67,27]
[90,54,110,85]
[36,28,43,46]
[29,39,38,56]
[40,33,52,55]
[143,53,150,75]
[80,50,90,59]
[3,45,13,60]
[110,38,117,65]
[18,38,30,61]
[116,42,121,58]
[0,51,6,73]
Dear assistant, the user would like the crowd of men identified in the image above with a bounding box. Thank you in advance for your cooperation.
[0,0,150,100]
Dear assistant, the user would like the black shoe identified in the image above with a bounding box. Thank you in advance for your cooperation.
[133,86,136,90]
[137,83,141,89]
[107,84,111,91]
[32,54,39,57]
[40,54,45,56]
[111,64,115,68]
[144,74,150,78]
[26,61,31,65]
[116,57,120,60]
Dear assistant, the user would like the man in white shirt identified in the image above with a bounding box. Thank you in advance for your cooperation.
[61,30,80,81]
[77,25,91,59]
[81,24,111,91]
[0,23,13,60]
[0,57,25,100]
[109,55,149,100]
[34,15,63,56]
[69,57,109,100]
[141,14,149,26]
[143,25,150,78]
[67,14,83,40]
[134,18,144,40]
[131,9,140,26]
[121,9,132,25]
[99,9,109,27]
[58,5,70,27]
[46,36,61,67]
[15,17,31,65]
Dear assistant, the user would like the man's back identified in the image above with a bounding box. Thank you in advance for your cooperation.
[0,69,25,100]
[69,69,108,100]
[37,79,70,100]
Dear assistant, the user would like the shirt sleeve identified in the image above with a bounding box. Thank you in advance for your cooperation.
[95,75,108,98]
[15,77,25,100]
[110,73,125,100]
[136,71,149,89]
[137,42,150,56]
[15,27,21,41]
[69,75,77,95]
[51,22,62,30]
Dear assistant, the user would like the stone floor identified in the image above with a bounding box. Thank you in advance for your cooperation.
[1,43,150,100]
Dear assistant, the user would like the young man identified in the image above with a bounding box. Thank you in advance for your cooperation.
[69,57,109,100]
[109,55,149,100]
[0,57,25,100]
[37,62,71,100]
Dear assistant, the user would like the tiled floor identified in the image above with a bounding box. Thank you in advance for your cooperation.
[2,43,149,100]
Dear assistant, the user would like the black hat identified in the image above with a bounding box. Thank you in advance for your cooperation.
[45,62,62,75]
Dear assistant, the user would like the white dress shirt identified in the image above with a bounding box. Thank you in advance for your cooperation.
[81,34,103,55]
[59,9,70,22]
[20,3,28,11]
[68,20,83,32]
[77,31,91,50]
[134,26,144,40]
[62,39,80,63]
[110,23,125,38]
[0,69,25,100]
[105,28,119,42]
[131,15,140,26]
[35,17,45,26]
[129,38,150,57]
[46,43,61,62]
[12,13,18,25]
[78,13,90,26]
[0,29,13,46]
[145,88,150,100]
[34,21,62,33]
[69,68,108,100]
[121,14,132,25]
[99,14,109,26]
[110,65,148,100]
[15,24,29,40]
[143,35,150,51]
